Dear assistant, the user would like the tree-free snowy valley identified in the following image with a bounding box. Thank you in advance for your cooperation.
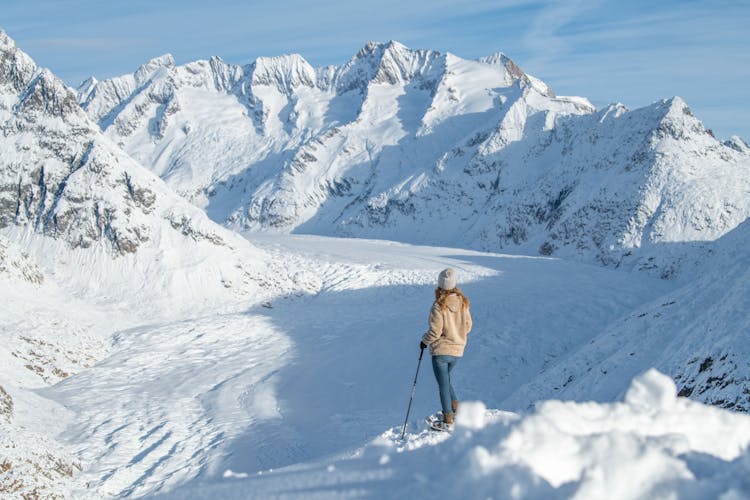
[1,29,750,498]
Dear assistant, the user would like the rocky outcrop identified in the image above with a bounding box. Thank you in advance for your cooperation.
[0,30,232,256]
[0,236,43,284]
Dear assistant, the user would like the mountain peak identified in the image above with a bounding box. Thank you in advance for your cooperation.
[77,75,98,90]
[724,135,749,153]
[76,76,98,104]
[0,29,15,51]
[655,96,695,122]
[641,96,721,148]
[479,51,510,65]
[134,53,175,84]
[478,51,558,97]
[0,30,42,94]
[148,53,176,67]
[251,53,316,91]
[384,39,409,52]
[665,95,687,110]
[357,41,384,57]
[601,101,628,119]
[479,52,525,79]
[336,40,442,90]
[354,40,418,61]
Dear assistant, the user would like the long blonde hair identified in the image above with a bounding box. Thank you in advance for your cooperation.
[434,287,470,311]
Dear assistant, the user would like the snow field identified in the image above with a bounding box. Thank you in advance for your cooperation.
[46,314,291,497]
[125,234,674,497]
[2,232,749,498]
[1,233,675,497]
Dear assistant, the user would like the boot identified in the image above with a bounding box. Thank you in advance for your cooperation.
[452,400,459,414]
[443,412,454,425]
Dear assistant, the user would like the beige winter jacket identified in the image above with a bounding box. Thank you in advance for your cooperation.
[421,294,473,357]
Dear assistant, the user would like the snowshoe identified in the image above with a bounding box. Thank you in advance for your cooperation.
[425,412,453,432]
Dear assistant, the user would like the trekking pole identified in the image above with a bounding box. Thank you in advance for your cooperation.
[400,346,425,440]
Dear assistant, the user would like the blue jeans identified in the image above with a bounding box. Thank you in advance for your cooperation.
[432,355,459,415]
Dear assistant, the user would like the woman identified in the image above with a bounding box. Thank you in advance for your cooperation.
[420,268,472,430]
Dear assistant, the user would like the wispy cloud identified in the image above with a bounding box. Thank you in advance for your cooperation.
[521,0,602,64]
[25,37,147,51]
[511,0,749,138]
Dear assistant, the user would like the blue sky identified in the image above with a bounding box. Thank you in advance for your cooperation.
[2,0,748,138]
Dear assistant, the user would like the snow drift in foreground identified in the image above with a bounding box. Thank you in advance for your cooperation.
[171,370,750,499]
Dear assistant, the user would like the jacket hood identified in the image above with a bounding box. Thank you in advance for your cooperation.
[444,293,462,313]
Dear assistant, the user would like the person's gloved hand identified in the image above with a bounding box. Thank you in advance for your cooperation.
[420,341,427,350]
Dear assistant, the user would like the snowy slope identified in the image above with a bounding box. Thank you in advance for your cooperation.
[503,218,750,413]
[0,237,103,497]
[80,42,750,277]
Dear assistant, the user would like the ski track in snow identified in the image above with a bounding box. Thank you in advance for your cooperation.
[44,314,291,496]
[32,235,675,497]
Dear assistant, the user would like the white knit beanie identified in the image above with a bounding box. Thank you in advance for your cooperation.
[438,268,457,290]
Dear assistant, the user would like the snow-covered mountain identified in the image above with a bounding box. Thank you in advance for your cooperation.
[0,29,282,305]
[79,41,750,277]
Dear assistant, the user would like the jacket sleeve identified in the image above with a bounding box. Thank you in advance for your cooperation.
[421,303,443,346]
[465,307,473,334]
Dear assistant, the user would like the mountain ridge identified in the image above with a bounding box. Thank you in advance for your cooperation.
[74,39,750,278]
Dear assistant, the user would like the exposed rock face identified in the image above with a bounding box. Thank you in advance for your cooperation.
[0,30,231,256]
[0,386,11,422]
[0,235,43,284]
